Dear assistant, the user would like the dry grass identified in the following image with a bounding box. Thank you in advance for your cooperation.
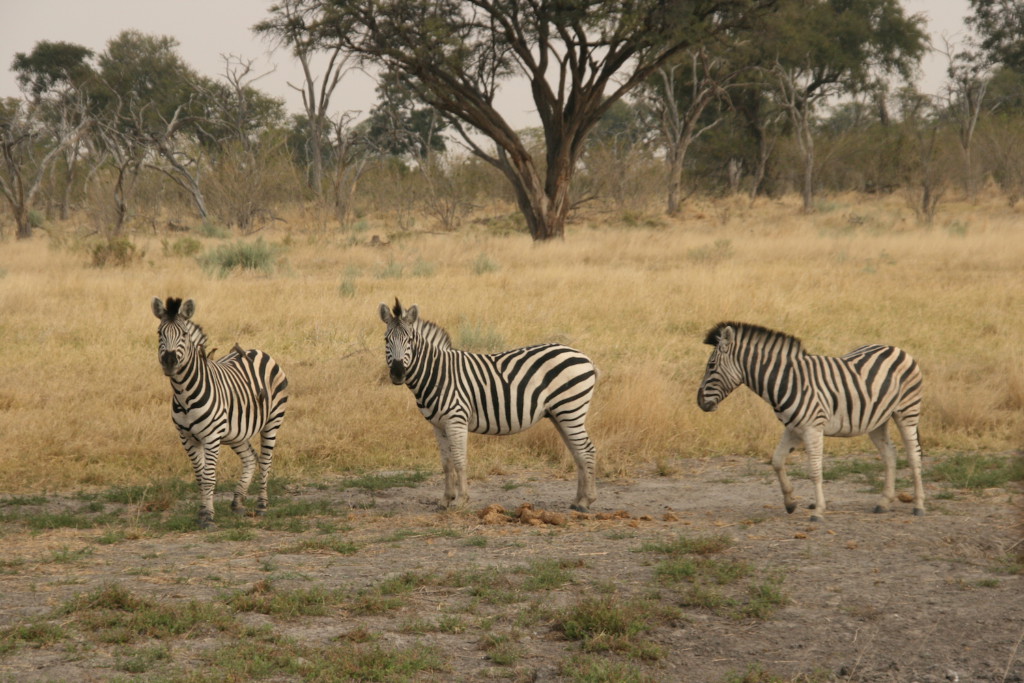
[1,193,1022,493]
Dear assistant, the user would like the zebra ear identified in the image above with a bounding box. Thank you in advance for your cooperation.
[379,302,393,324]
[180,299,195,320]
[152,297,166,319]
[718,325,735,351]
[404,305,419,323]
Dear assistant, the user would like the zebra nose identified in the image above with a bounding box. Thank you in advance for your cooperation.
[389,361,405,385]
[160,351,177,374]
[697,389,717,413]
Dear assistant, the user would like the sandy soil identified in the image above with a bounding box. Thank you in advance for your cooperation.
[0,454,1021,682]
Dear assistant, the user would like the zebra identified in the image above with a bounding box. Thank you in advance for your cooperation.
[152,297,288,528]
[697,322,925,521]
[379,299,598,512]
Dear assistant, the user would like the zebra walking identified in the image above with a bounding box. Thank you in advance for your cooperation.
[697,322,925,521]
[379,300,598,512]
[152,297,288,528]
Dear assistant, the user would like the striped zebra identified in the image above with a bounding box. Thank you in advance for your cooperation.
[379,300,598,512]
[697,322,925,521]
[152,297,288,528]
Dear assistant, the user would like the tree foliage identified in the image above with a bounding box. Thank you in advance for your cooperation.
[967,0,1024,71]
[307,0,772,239]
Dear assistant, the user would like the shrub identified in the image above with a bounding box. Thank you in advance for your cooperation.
[198,239,280,277]
[91,238,143,267]
[161,237,202,258]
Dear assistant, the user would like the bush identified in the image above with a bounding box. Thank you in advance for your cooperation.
[198,239,280,277]
[91,238,144,267]
[161,237,202,258]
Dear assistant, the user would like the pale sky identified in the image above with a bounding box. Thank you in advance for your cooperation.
[0,0,972,130]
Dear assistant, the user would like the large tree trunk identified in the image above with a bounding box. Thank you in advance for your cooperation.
[496,146,572,241]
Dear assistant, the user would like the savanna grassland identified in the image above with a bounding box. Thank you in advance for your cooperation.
[1,193,1022,491]
[0,194,1022,682]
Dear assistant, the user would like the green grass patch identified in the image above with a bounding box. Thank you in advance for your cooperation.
[638,533,733,556]
[223,580,346,617]
[560,652,659,682]
[115,643,172,674]
[555,596,671,660]
[480,632,522,666]
[520,558,582,591]
[58,583,235,643]
[928,453,1024,490]
[204,640,446,680]
[279,536,359,555]
[0,495,48,506]
[0,621,67,654]
[343,470,430,492]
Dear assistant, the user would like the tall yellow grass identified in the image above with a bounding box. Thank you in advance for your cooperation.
[1,193,1021,493]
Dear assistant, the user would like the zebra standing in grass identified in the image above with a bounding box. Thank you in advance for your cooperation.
[379,299,599,512]
[697,322,925,521]
[152,297,288,528]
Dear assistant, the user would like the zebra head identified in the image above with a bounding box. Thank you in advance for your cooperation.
[379,298,419,385]
[698,323,744,412]
[152,297,201,377]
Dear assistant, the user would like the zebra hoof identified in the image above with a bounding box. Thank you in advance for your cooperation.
[872,505,887,514]
[785,502,797,514]
[809,515,824,523]
[570,504,589,514]
[912,508,925,516]
[198,518,217,530]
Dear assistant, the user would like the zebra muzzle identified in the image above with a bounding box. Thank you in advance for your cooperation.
[160,351,178,375]
[697,389,718,413]
[389,361,406,385]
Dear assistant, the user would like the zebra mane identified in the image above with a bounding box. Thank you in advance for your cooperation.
[413,317,453,351]
[165,297,183,318]
[704,321,804,352]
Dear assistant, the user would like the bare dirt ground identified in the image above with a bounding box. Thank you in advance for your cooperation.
[0,454,1021,682]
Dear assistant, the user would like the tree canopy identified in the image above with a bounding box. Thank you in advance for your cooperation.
[307,0,772,239]
[967,0,1024,71]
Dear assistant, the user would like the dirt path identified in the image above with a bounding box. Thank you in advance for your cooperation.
[0,455,1021,682]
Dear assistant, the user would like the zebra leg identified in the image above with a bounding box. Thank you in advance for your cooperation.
[197,441,221,529]
[770,429,803,515]
[868,424,898,513]
[255,425,281,516]
[179,430,216,529]
[432,426,456,509]
[446,423,471,511]
[551,417,597,513]
[803,429,827,522]
[895,416,926,516]
[434,425,472,510]
[231,441,258,515]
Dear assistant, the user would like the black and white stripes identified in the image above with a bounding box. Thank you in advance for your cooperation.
[379,299,598,512]
[698,322,925,521]
[152,297,288,528]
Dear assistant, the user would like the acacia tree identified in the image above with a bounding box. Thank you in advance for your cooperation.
[764,0,926,212]
[11,41,95,220]
[967,0,1024,72]
[92,31,212,224]
[254,0,353,198]
[0,95,90,238]
[301,0,770,240]
[940,39,990,200]
[639,48,734,215]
